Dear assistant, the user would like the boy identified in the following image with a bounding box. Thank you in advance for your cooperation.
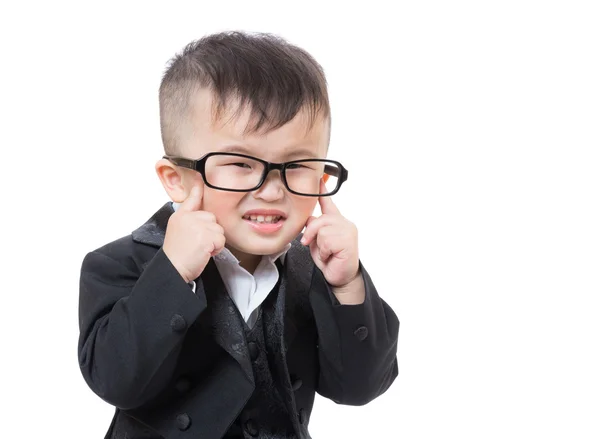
[78,31,399,439]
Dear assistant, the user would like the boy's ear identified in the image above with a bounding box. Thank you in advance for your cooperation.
[155,158,195,203]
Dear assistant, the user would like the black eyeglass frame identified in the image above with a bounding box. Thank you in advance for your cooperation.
[163,152,349,197]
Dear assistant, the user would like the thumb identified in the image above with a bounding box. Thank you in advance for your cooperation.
[179,183,204,212]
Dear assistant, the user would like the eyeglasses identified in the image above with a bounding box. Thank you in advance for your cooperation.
[163,152,348,196]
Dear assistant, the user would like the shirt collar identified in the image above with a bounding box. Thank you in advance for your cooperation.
[214,243,291,266]
[171,201,291,266]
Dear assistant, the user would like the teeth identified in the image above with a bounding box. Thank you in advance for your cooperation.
[244,215,282,224]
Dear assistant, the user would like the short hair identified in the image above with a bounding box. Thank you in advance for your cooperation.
[159,31,331,155]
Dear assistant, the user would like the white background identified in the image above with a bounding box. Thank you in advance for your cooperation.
[1,1,599,438]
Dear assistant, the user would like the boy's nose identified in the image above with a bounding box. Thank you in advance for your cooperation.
[253,170,284,201]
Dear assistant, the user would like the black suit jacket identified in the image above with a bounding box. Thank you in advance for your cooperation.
[78,202,399,439]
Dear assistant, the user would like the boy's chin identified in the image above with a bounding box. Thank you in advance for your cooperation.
[228,236,293,257]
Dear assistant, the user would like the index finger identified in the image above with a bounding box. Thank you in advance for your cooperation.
[318,179,340,215]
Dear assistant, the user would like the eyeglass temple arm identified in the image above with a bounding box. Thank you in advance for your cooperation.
[324,164,348,182]
[163,155,196,170]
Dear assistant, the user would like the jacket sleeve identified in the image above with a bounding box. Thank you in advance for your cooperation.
[78,247,206,410]
[309,261,399,406]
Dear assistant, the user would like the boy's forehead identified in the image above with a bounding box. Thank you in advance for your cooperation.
[184,88,329,159]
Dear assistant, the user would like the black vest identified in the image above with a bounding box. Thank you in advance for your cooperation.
[223,264,297,439]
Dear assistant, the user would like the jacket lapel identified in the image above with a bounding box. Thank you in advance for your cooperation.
[282,239,315,348]
[131,202,174,248]
[200,259,255,384]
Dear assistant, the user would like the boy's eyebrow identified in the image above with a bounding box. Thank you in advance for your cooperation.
[284,149,319,160]
[217,144,319,160]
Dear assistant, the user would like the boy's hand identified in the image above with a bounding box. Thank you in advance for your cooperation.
[301,181,361,289]
[163,184,226,284]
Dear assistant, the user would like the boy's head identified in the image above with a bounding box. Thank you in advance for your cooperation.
[155,31,332,265]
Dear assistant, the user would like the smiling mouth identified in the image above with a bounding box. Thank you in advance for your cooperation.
[242,214,284,224]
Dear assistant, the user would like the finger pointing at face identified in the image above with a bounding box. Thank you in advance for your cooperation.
[318,179,340,215]
[180,183,204,213]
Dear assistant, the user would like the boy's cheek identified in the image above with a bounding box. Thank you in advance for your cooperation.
[202,191,244,215]
[288,208,317,236]
[293,197,318,217]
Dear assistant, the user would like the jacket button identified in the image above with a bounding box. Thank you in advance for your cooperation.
[244,419,259,437]
[170,314,187,332]
[175,376,192,393]
[292,378,303,391]
[298,408,307,425]
[176,413,191,431]
[248,342,259,361]
[353,325,368,341]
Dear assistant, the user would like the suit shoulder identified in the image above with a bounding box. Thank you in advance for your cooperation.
[82,234,155,280]
[89,234,136,262]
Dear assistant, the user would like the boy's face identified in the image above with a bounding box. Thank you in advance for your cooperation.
[158,89,329,260]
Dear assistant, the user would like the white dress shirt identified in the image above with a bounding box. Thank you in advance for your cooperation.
[172,202,290,328]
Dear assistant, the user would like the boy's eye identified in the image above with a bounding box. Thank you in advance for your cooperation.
[287,163,309,170]
[228,162,252,169]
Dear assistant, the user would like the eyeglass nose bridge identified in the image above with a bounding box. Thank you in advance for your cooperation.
[258,162,287,189]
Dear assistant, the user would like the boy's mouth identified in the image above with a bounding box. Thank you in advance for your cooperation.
[242,209,287,231]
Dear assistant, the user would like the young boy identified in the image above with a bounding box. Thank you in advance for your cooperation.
[78,31,399,439]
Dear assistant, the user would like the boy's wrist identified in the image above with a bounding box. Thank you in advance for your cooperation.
[331,271,365,305]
